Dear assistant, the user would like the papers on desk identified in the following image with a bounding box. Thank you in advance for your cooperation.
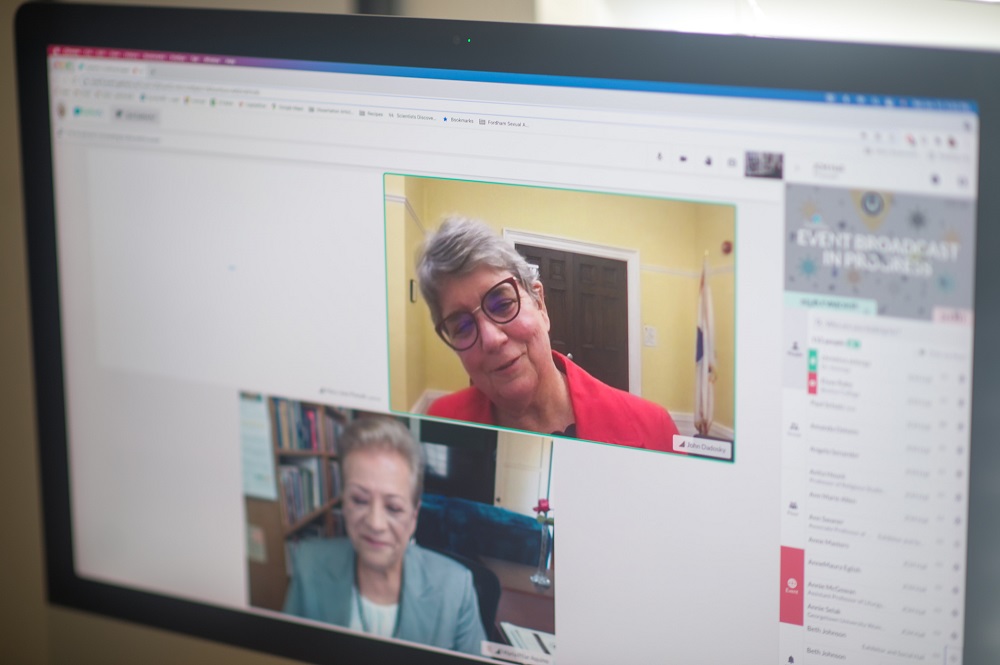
[500,622,556,655]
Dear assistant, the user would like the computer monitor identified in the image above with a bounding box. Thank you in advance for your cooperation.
[15,3,1000,664]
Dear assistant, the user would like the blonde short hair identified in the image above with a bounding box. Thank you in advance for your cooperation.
[339,417,424,506]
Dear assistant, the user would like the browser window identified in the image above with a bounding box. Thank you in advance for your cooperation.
[47,45,976,665]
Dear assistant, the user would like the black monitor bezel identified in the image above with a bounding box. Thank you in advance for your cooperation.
[16,3,1000,663]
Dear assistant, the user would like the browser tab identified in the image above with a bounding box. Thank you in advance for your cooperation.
[112,107,159,124]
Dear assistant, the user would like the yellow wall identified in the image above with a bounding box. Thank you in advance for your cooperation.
[696,205,737,430]
[385,176,736,430]
[385,176,407,409]
[403,178,432,409]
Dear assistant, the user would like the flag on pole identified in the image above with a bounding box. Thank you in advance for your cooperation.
[695,256,716,436]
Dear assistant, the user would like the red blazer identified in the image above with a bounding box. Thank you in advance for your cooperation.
[428,352,678,452]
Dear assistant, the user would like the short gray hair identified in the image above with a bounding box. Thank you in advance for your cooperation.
[339,417,424,506]
[417,216,541,324]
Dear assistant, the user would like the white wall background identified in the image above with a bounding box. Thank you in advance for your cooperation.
[537,0,1000,51]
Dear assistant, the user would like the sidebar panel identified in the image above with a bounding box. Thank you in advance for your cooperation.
[779,184,974,665]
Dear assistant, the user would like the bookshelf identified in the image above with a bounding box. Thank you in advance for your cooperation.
[244,396,351,611]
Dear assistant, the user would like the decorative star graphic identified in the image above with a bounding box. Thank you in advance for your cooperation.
[938,274,956,292]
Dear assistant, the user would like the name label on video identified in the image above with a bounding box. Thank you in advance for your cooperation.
[481,641,554,665]
[672,435,734,461]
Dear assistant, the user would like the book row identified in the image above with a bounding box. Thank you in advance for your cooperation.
[278,458,342,526]
[271,398,346,453]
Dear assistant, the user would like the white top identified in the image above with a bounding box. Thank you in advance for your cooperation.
[348,586,399,639]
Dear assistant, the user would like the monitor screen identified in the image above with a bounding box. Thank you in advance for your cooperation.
[16,4,1000,664]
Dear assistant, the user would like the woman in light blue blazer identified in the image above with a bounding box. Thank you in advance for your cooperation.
[283,417,486,656]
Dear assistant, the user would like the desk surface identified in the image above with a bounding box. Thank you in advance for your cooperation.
[481,557,555,636]
[481,556,555,595]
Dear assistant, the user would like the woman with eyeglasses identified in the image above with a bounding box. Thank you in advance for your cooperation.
[417,217,679,451]
[283,417,486,654]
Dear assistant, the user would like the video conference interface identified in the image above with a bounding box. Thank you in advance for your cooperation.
[48,45,977,665]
